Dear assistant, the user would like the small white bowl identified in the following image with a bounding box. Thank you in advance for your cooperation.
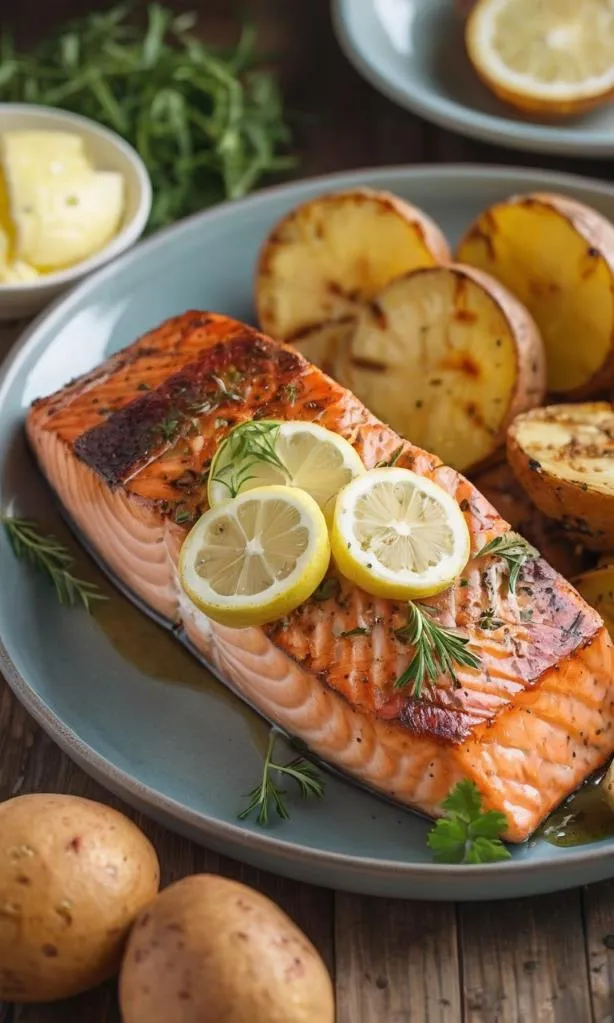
[0,104,152,320]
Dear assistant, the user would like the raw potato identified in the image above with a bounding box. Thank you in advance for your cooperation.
[474,461,585,579]
[0,794,160,1003]
[507,402,614,552]
[286,315,356,378]
[255,188,450,366]
[119,874,335,1023]
[344,263,545,473]
[456,193,614,397]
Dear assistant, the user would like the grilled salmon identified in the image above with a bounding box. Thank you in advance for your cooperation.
[26,311,614,842]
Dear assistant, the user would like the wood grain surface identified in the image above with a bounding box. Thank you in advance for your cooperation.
[1,2,614,1021]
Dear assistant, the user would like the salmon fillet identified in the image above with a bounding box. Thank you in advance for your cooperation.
[26,311,614,842]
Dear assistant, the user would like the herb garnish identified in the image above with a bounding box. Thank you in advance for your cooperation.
[476,531,539,594]
[375,444,404,468]
[339,626,369,638]
[395,603,481,698]
[477,607,504,631]
[239,730,324,825]
[313,577,341,602]
[427,780,511,864]
[3,516,106,612]
[211,420,289,498]
[0,4,294,231]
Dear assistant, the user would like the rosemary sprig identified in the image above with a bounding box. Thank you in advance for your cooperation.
[238,729,324,826]
[3,516,106,612]
[395,602,481,698]
[212,420,289,498]
[476,531,539,594]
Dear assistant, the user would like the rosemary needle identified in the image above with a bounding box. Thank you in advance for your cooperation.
[476,531,539,594]
[3,516,106,612]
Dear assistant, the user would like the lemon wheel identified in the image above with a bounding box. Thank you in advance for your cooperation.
[179,485,331,628]
[208,419,365,520]
[331,468,470,600]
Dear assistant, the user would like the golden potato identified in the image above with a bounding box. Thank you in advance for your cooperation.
[119,874,334,1023]
[573,565,614,641]
[0,794,159,1003]
[456,193,614,397]
[344,263,545,474]
[507,402,614,551]
[474,460,585,579]
[255,188,450,347]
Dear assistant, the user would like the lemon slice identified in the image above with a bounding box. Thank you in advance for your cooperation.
[208,420,365,520]
[466,0,614,116]
[331,468,470,600]
[179,485,331,628]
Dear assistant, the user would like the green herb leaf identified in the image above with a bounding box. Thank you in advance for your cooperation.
[238,730,324,826]
[339,626,369,638]
[0,3,294,231]
[375,444,404,469]
[3,516,106,612]
[476,531,539,594]
[312,577,341,602]
[395,603,481,698]
[211,420,288,498]
[477,607,504,631]
[427,780,511,864]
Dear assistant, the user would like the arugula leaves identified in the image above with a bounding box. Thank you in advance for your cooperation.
[0,4,294,230]
[427,780,511,864]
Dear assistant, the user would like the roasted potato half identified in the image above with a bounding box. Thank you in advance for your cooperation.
[507,403,614,551]
[456,193,614,398]
[344,263,545,474]
[474,461,585,579]
[255,188,450,352]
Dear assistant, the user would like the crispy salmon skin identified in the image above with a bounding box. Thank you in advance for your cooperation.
[27,311,614,842]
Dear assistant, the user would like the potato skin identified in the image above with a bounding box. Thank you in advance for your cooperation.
[507,405,614,552]
[0,794,160,1003]
[119,874,335,1023]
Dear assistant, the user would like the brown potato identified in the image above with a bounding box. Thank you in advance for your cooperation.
[344,263,545,474]
[474,460,585,579]
[507,402,614,552]
[456,193,614,398]
[119,874,334,1023]
[0,794,159,1003]
[255,188,450,348]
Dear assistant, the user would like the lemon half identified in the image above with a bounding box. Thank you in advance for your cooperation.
[467,0,614,116]
[331,468,470,600]
[179,485,331,628]
[208,419,365,520]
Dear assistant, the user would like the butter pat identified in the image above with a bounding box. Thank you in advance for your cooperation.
[0,130,125,274]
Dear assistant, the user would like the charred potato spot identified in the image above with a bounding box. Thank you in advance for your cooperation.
[345,263,545,474]
[457,194,614,397]
[507,403,614,551]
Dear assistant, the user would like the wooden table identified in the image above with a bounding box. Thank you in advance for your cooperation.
[1,2,614,1020]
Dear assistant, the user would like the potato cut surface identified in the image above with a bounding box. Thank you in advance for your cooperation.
[256,188,450,342]
[345,264,544,473]
[457,194,614,396]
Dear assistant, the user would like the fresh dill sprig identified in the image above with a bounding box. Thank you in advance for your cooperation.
[476,531,539,594]
[3,516,106,612]
[395,602,481,698]
[211,420,289,499]
[238,729,324,826]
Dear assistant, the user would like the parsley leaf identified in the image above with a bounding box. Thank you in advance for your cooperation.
[427,779,511,864]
